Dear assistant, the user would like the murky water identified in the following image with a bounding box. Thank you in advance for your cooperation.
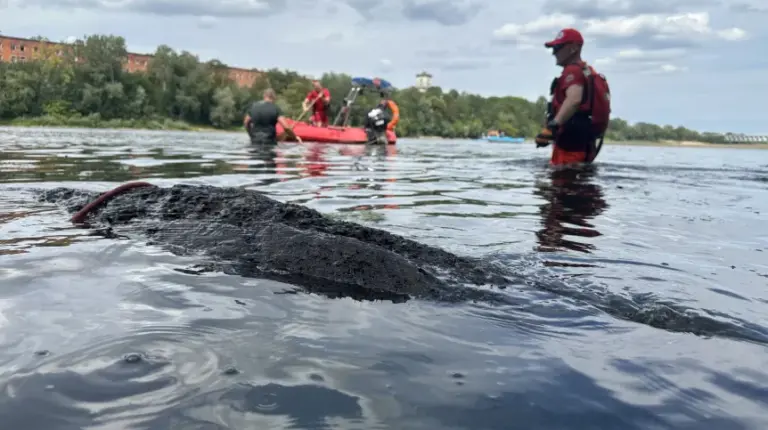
[1,126,767,429]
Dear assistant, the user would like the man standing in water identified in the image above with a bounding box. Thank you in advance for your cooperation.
[243,88,293,145]
[303,79,331,127]
[535,28,611,165]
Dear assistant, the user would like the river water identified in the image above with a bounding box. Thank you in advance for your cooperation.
[0,126,766,429]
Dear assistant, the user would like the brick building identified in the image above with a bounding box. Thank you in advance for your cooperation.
[0,35,262,87]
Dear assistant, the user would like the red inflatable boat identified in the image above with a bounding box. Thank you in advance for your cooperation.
[277,118,397,145]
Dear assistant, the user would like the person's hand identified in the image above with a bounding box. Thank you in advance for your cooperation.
[535,120,558,148]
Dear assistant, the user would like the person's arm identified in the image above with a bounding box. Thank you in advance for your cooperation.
[243,103,253,127]
[552,66,586,126]
[322,88,331,103]
[386,100,399,129]
[302,91,313,110]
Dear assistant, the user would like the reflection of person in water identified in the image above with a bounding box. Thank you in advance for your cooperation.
[343,144,400,211]
[233,144,400,207]
[304,144,398,179]
[534,164,608,255]
[303,143,331,177]
[229,145,286,186]
[235,144,330,182]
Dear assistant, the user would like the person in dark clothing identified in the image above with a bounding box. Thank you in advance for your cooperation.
[243,88,292,145]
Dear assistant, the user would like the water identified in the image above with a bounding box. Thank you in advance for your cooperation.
[1,126,767,429]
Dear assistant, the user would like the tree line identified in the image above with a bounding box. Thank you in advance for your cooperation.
[0,34,732,143]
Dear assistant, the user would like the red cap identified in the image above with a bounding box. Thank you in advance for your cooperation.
[544,28,584,47]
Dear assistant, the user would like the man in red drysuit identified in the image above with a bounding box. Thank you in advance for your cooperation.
[303,79,331,127]
[536,28,608,166]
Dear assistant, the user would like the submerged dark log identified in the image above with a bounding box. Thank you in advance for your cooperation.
[40,184,518,303]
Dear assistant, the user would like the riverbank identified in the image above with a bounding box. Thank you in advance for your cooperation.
[1,119,764,149]
[605,139,768,150]
[0,115,240,133]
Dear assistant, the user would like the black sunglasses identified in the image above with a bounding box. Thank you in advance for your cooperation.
[552,44,566,54]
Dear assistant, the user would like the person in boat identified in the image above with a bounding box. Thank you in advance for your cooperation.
[243,88,293,145]
[534,28,611,166]
[302,79,331,127]
[364,93,399,144]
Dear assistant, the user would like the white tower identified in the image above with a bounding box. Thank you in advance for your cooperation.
[415,71,432,92]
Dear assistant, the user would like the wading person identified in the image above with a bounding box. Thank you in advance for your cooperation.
[243,88,292,145]
[535,28,611,166]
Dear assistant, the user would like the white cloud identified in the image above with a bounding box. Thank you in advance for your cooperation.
[9,0,277,16]
[659,64,686,73]
[730,2,768,13]
[493,14,577,46]
[596,47,685,63]
[542,0,720,19]
[493,11,747,54]
[595,48,689,74]
[716,28,747,41]
[583,12,746,43]
[614,47,686,60]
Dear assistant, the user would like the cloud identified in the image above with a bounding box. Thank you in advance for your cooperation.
[426,57,492,71]
[583,12,747,48]
[8,0,282,17]
[541,0,720,19]
[413,44,511,71]
[342,0,481,25]
[716,28,747,41]
[729,2,768,13]
[493,11,748,51]
[493,14,577,47]
[492,10,748,77]
[400,0,483,26]
[342,0,384,20]
[594,48,689,74]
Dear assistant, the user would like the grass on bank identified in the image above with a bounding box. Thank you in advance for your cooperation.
[0,114,242,132]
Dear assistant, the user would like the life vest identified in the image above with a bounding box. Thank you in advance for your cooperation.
[550,62,611,137]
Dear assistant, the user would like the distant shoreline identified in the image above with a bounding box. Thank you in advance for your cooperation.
[2,121,765,149]
[0,116,238,133]
[605,139,768,150]
[411,136,768,149]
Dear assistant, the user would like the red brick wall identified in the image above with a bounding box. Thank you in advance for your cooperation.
[126,52,153,72]
[0,36,63,63]
[0,35,261,87]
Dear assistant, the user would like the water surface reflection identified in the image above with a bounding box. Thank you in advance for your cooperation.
[534,165,608,268]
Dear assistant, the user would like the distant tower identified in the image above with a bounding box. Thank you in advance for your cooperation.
[415,71,432,92]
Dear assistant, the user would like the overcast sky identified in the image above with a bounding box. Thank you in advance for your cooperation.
[2,0,765,133]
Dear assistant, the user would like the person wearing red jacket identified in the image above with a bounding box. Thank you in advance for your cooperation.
[302,79,331,127]
[535,28,611,166]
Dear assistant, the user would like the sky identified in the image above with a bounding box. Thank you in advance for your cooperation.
[1,0,766,133]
